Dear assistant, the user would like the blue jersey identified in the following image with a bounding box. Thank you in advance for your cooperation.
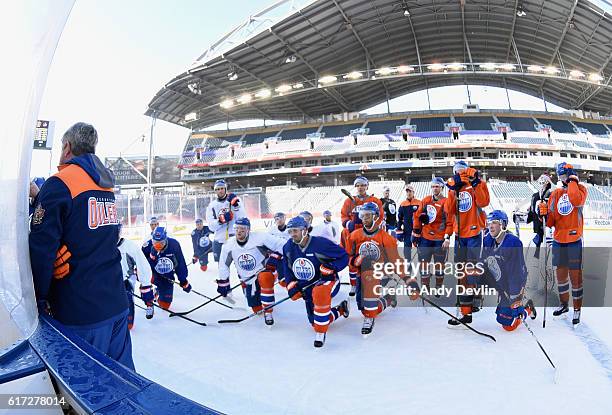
[481,232,527,300]
[282,236,348,288]
[142,237,188,284]
[191,226,212,257]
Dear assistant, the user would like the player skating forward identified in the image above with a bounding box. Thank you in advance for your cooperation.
[191,218,213,272]
[282,216,350,347]
[538,162,587,325]
[216,218,286,326]
[269,212,290,241]
[347,202,419,336]
[206,179,247,262]
[340,176,383,295]
[117,223,154,328]
[142,227,192,309]
[446,160,490,326]
[412,178,453,294]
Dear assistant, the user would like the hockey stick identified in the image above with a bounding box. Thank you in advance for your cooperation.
[422,296,496,342]
[341,188,355,202]
[218,279,318,324]
[169,274,256,317]
[158,275,236,309]
[131,292,208,326]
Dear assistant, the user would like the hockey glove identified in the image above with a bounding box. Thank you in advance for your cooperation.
[320,264,336,279]
[140,285,155,306]
[53,245,71,279]
[446,175,464,192]
[286,281,302,301]
[218,211,234,224]
[227,192,240,207]
[419,212,430,225]
[537,201,549,216]
[216,279,230,296]
[264,252,282,272]
[567,174,579,184]
[192,255,199,264]
[180,280,192,293]
[345,220,356,232]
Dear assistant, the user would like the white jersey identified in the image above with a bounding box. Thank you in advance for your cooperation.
[206,196,247,244]
[311,220,341,244]
[118,238,152,289]
[268,224,290,241]
[218,232,286,283]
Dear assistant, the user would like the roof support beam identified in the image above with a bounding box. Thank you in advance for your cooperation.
[402,0,423,71]
[575,74,612,109]
[460,0,473,65]
[505,0,520,61]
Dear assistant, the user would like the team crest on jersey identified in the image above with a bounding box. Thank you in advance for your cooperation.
[32,204,45,225]
[88,197,119,229]
[292,258,316,281]
[237,253,257,272]
[458,191,473,213]
[199,237,210,248]
[557,194,574,216]
[389,204,396,214]
[155,257,174,274]
[358,241,381,261]
[426,205,438,223]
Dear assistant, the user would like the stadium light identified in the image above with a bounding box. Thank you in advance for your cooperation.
[344,71,363,80]
[292,82,304,89]
[588,73,604,82]
[237,93,252,104]
[516,4,526,17]
[527,65,543,72]
[227,71,238,81]
[275,84,292,93]
[285,55,297,64]
[397,65,414,73]
[499,63,515,71]
[480,62,497,70]
[255,88,272,98]
[569,70,585,79]
[318,75,337,84]
[447,62,466,71]
[403,9,410,17]
[428,63,444,71]
[375,67,396,76]
[544,66,559,75]
[220,99,234,109]
[184,112,197,122]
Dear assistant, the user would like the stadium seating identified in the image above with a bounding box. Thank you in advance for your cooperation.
[509,136,552,145]
[278,127,318,140]
[408,135,453,144]
[496,116,537,131]
[355,135,392,149]
[573,121,609,136]
[586,185,610,202]
[594,142,612,151]
[313,137,352,152]
[536,118,575,133]
[364,119,406,135]
[411,117,450,132]
[233,145,264,160]
[598,185,612,198]
[184,137,203,152]
[267,139,310,155]
[243,131,279,145]
[454,116,495,130]
[320,122,364,138]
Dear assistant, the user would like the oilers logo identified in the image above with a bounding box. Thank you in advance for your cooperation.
[237,253,257,272]
[388,204,396,215]
[458,191,473,213]
[426,205,438,223]
[88,197,119,229]
[358,241,381,260]
[557,194,574,216]
[292,258,316,281]
[155,257,174,274]
[199,237,210,249]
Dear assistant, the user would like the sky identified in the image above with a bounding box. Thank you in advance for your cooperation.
[32,0,610,177]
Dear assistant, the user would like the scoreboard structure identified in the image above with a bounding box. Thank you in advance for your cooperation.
[33,120,55,150]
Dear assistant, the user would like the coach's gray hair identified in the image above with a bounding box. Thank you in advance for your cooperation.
[62,122,98,155]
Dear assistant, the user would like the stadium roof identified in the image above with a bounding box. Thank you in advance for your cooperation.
[146,0,612,129]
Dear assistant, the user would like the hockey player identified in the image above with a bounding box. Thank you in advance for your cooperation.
[216,217,286,325]
[396,183,421,261]
[347,202,419,335]
[191,218,213,272]
[412,177,453,294]
[311,210,341,244]
[269,212,290,241]
[380,186,398,232]
[340,176,383,295]
[282,216,350,347]
[538,162,587,325]
[206,179,247,262]
[475,210,536,331]
[527,174,554,259]
[142,227,192,309]
[445,160,490,326]
[117,224,154,328]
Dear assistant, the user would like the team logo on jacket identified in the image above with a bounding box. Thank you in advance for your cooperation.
[199,237,210,248]
[155,257,174,274]
[88,197,119,229]
[292,258,315,281]
[358,241,381,261]
[389,204,396,214]
[557,194,574,216]
[458,191,472,213]
[237,253,257,272]
[426,205,438,223]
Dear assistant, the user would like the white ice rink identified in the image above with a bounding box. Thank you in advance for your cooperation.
[130,230,612,415]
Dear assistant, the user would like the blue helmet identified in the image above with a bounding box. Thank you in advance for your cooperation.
[556,162,573,177]
[152,226,167,241]
[359,202,380,217]
[487,210,508,228]
[431,177,445,187]
[214,179,227,189]
[32,177,46,189]
[354,176,369,186]
[286,216,308,230]
[453,160,469,175]
[234,217,251,228]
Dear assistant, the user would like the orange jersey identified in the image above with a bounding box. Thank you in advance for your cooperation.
[446,181,490,238]
[545,182,587,243]
[413,195,454,241]
[347,226,404,278]
[340,194,384,229]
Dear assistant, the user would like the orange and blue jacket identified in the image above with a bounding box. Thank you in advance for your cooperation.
[413,195,454,241]
[347,226,405,278]
[29,154,127,325]
[545,181,587,243]
[446,180,490,239]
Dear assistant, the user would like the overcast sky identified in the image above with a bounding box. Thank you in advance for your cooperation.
[32,0,610,177]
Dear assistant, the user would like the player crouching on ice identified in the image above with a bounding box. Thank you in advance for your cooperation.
[464,210,536,331]
[347,202,419,336]
[142,227,192,309]
[282,216,350,348]
[216,218,286,326]
[538,162,587,325]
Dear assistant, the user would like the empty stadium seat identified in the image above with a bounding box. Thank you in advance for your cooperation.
[243,131,279,144]
[411,117,450,132]
[573,122,609,136]
[510,136,552,145]
[454,116,495,130]
[496,116,537,131]
[536,118,575,133]
[278,127,318,140]
[364,119,406,135]
[313,137,351,152]
[319,122,363,138]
